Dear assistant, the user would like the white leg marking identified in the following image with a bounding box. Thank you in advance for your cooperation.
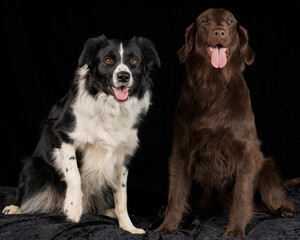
[114,166,145,234]
[2,205,22,214]
[54,143,82,222]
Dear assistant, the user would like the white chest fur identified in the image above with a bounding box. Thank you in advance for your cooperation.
[69,72,150,193]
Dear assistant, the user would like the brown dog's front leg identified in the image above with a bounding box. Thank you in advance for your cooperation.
[157,151,191,234]
[223,161,257,238]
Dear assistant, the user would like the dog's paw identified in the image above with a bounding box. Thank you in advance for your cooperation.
[157,221,178,234]
[222,228,245,238]
[2,205,22,214]
[64,197,82,223]
[122,227,145,234]
[64,204,82,223]
[278,206,294,218]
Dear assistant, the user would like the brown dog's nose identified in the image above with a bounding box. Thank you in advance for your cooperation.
[213,28,227,40]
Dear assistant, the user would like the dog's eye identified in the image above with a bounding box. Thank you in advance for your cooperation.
[227,19,233,25]
[129,58,138,65]
[105,57,113,64]
[202,19,209,24]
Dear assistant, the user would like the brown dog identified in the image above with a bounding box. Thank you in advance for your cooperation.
[158,8,300,238]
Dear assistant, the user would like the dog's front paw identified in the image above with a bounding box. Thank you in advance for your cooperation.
[157,221,178,234]
[64,197,82,223]
[122,227,145,234]
[222,228,245,238]
[64,204,82,223]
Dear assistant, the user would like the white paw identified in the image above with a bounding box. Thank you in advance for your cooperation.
[122,227,145,234]
[63,196,82,223]
[2,205,22,214]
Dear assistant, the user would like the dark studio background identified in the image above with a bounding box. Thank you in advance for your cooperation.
[0,2,299,216]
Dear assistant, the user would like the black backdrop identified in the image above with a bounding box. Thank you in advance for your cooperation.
[1,3,299,214]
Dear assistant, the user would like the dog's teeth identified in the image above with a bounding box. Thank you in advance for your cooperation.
[209,47,213,52]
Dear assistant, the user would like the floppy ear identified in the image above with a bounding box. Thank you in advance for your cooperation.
[237,24,255,65]
[178,21,196,63]
[135,37,161,71]
[78,35,108,67]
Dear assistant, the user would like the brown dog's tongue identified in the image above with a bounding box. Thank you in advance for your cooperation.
[211,47,227,68]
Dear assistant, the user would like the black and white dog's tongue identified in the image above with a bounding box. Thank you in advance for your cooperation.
[113,87,129,101]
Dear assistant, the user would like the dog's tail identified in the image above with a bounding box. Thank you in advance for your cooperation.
[259,158,300,189]
[281,178,300,189]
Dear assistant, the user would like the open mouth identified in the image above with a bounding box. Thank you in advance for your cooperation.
[206,44,230,68]
[110,86,132,102]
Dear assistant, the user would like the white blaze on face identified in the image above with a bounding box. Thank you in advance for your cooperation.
[112,43,133,101]
[113,43,133,87]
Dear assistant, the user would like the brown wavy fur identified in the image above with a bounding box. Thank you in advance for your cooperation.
[158,8,300,238]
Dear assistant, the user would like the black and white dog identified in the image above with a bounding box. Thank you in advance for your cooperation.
[2,35,160,234]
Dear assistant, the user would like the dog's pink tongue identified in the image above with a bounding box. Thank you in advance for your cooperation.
[114,87,129,101]
[211,47,227,68]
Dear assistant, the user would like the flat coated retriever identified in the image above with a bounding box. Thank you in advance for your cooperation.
[158,8,300,238]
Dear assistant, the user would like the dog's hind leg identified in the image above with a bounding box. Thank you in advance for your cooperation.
[113,166,145,234]
[53,143,82,222]
[258,157,294,217]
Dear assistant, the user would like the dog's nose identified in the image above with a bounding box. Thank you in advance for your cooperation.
[117,71,130,83]
[213,28,227,40]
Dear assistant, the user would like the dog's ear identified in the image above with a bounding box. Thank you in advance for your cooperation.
[237,24,255,65]
[135,37,161,71]
[78,35,108,67]
[178,21,196,63]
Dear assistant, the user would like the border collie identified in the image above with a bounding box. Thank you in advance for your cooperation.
[2,35,160,234]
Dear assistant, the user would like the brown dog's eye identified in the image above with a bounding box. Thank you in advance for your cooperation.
[227,19,233,25]
[105,57,113,64]
[129,58,138,65]
[202,19,209,24]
